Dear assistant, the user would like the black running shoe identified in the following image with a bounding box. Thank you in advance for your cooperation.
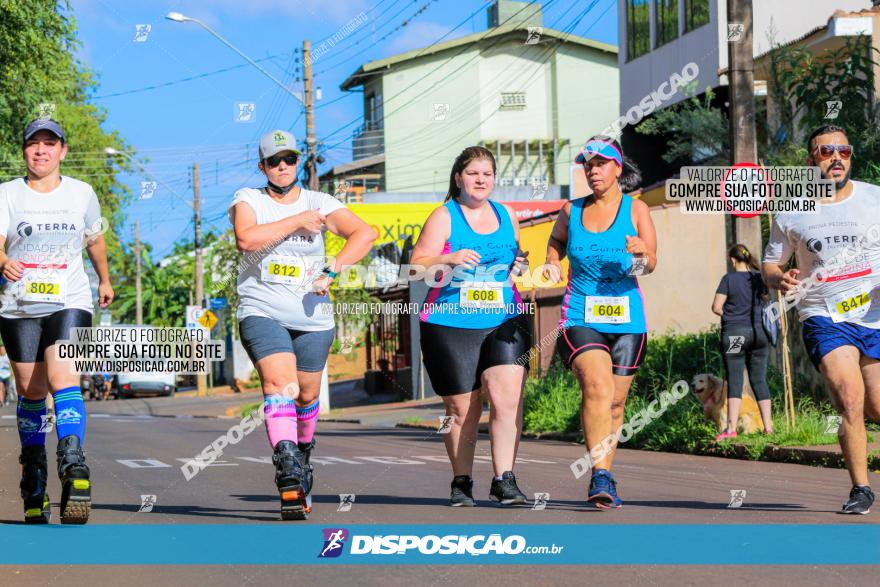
[57,435,91,524]
[20,445,50,524]
[273,441,309,520]
[840,485,874,515]
[450,475,476,507]
[489,471,527,505]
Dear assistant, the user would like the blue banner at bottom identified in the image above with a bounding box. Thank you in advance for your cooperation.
[1,524,878,565]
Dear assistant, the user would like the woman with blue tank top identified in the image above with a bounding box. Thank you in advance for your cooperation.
[412,146,532,507]
[545,136,657,509]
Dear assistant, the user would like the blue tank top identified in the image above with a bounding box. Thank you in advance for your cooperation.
[560,195,647,333]
[420,199,523,329]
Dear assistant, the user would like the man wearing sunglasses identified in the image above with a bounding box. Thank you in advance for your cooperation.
[763,124,880,514]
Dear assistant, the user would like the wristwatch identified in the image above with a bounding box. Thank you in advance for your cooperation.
[322,266,338,279]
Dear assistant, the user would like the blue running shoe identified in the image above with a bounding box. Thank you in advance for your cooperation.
[588,469,622,509]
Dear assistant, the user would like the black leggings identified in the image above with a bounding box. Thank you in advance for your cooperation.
[721,323,770,401]
[0,309,93,363]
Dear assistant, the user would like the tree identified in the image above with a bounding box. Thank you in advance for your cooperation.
[635,84,729,166]
[765,36,880,185]
[0,0,134,278]
[113,245,192,327]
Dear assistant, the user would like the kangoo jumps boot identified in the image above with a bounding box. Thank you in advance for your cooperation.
[20,445,50,524]
[273,440,310,520]
[57,435,91,524]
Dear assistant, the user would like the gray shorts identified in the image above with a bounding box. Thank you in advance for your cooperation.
[239,316,335,372]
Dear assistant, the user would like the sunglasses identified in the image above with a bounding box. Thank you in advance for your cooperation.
[813,144,852,160]
[264,153,298,168]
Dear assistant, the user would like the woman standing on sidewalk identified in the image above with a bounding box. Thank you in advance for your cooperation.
[229,130,375,520]
[413,146,531,507]
[711,244,773,440]
[545,136,656,509]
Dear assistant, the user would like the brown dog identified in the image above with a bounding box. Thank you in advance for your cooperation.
[691,373,763,435]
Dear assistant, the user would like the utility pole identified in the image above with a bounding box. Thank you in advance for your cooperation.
[303,40,318,191]
[193,162,207,396]
[727,0,762,256]
[135,221,143,325]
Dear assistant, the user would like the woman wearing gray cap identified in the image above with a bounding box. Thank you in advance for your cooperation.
[0,118,113,524]
[229,130,375,520]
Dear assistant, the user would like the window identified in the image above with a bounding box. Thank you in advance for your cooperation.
[655,0,679,47]
[500,92,527,110]
[365,93,383,129]
[626,0,650,61]
[685,0,709,32]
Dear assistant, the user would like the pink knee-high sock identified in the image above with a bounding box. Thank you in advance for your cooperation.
[296,400,320,444]
[264,395,297,447]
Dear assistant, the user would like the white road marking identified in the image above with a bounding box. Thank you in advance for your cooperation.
[117,459,172,468]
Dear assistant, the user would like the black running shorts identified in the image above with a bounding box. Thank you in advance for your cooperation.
[557,326,647,376]
[0,308,93,363]
[420,314,531,396]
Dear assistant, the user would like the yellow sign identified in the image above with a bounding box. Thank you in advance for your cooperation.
[325,203,440,255]
[198,310,218,330]
[322,202,569,292]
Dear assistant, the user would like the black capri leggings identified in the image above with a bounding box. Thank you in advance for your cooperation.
[721,323,770,401]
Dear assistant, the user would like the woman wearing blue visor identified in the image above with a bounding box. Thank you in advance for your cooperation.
[544,136,657,508]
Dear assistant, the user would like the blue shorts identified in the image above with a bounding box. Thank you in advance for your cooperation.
[239,316,335,372]
[802,316,880,369]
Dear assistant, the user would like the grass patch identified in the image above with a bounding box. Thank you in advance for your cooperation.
[400,415,426,425]
[522,328,846,461]
[240,402,261,418]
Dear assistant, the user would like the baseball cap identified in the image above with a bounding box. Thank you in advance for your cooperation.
[259,130,302,160]
[23,118,66,143]
[574,139,622,166]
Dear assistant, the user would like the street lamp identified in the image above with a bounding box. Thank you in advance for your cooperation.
[164,11,302,104]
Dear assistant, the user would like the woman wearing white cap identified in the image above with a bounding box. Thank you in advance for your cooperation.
[0,118,113,524]
[229,130,375,520]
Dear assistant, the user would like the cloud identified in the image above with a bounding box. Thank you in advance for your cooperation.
[382,21,459,57]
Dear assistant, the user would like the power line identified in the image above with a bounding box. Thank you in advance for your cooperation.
[318,0,560,154]
[91,54,289,99]
[342,0,608,189]
[316,0,550,148]
[313,0,440,76]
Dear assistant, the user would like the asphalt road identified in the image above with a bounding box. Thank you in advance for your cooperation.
[0,399,877,585]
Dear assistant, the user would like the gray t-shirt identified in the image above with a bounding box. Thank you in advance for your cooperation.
[228,187,345,331]
[0,176,102,318]
[763,180,880,327]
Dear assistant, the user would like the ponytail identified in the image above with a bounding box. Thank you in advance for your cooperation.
[728,243,760,272]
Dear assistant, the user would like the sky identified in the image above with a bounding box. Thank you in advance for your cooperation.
[67,0,618,259]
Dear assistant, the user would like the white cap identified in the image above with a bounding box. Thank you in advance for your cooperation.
[259,130,302,159]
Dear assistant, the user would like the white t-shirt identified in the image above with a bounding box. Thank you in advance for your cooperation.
[0,177,102,318]
[0,353,10,379]
[228,187,345,331]
[763,180,880,327]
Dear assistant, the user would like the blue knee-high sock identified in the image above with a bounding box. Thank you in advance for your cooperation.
[52,386,86,442]
[17,397,48,447]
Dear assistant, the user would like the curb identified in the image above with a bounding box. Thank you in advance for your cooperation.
[395,419,880,470]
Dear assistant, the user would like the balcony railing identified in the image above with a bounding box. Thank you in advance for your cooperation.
[353,122,384,160]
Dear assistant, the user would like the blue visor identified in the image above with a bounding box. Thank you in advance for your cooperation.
[575,140,622,166]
